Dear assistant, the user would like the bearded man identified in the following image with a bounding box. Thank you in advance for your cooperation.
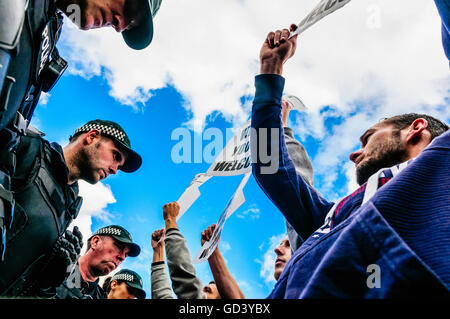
[251,25,450,298]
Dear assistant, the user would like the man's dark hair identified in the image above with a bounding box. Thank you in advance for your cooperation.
[69,132,113,144]
[103,277,113,293]
[382,113,449,140]
[69,132,128,156]
[102,277,130,294]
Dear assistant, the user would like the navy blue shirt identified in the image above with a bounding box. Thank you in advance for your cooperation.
[251,74,450,298]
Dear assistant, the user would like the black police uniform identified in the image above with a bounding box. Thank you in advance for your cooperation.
[0,128,82,297]
[56,263,108,299]
[0,0,67,260]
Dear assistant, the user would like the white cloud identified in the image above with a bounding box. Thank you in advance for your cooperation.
[38,92,51,106]
[57,1,449,193]
[237,280,252,295]
[344,161,359,194]
[68,180,116,253]
[219,240,231,253]
[236,203,260,220]
[57,0,448,132]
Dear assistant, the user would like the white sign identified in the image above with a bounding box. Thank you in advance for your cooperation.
[206,120,252,177]
[176,120,253,220]
[192,173,251,264]
[292,0,352,36]
[176,173,213,221]
[283,95,307,111]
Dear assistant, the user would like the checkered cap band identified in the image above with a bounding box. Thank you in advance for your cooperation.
[95,227,122,237]
[113,273,134,282]
[75,123,127,144]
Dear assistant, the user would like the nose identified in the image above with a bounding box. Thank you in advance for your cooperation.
[109,164,119,175]
[349,149,363,163]
[274,245,282,256]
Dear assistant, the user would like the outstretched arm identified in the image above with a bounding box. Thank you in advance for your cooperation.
[203,225,245,299]
[151,229,175,299]
[163,202,206,299]
[252,25,334,241]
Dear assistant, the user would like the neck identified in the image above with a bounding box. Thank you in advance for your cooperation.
[78,254,98,283]
[406,139,431,161]
[62,144,79,185]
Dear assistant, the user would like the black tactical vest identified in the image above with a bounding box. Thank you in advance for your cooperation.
[0,0,66,130]
[56,264,107,299]
[0,131,82,295]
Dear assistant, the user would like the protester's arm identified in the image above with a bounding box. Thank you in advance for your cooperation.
[151,263,174,299]
[282,98,314,187]
[282,100,315,251]
[150,229,175,299]
[202,225,245,299]
[433,0,450,62]
[163,202,207,299]
[251,26,334,241]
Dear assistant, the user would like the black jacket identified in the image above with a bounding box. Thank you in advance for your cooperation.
[0,131,81,296]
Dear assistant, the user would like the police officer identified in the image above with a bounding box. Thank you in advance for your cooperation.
[103,269,146,299]
[56,225,142,299]
[0,0,161,262]
[0,119,142,297]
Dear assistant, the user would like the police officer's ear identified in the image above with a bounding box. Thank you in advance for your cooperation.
[84,129,101,145]
[110,280,118,290]
[90,235,103,250]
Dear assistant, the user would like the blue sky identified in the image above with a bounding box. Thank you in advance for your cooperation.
[33,0,449,298]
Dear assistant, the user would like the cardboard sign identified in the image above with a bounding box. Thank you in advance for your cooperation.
[206,120,252,177]
[192,173,251,264]
[292,0,351,36]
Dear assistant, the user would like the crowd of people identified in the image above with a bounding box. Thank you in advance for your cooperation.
[0,0,449,299]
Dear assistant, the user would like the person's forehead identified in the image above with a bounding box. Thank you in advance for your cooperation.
[359,122,392,141]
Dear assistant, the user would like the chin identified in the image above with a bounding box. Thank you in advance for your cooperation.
[273,270,281,281]
[89,172,102,184]
[102,266,113,276]
[84,177,99,185]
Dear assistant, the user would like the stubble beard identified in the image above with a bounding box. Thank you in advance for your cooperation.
[356,135,408,185]
[74,143,101,184]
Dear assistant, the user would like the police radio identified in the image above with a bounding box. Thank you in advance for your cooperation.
[39,48,67,93]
